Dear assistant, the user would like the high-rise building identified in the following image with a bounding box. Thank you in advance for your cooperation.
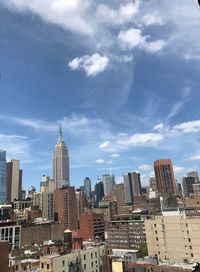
[53,125,70,189]
[123,172,142,204]
[154,159,177,195]
[0,150,7,203]
[40,175,55,193]
[7,159,22,202]
[84,177,91,200]
[33,191,54,221]
[182,176,195,196]
[95,180,104,205]
[149,177,157,191]
[187,171,199,183]
[54,186,78,230]
[111,184,125,215]
[102,174,115,196]
[76,189,88,219]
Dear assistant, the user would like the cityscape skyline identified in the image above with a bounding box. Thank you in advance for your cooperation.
[1,0,200,190]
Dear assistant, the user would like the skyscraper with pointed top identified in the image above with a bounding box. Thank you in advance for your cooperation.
[53,125,70,188]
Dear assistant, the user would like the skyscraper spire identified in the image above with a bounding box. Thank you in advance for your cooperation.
[53,124,70,188]
[58,124,63,143]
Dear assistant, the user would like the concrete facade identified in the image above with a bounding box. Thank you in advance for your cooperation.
[40,244,106,272]
[145,210,200,263]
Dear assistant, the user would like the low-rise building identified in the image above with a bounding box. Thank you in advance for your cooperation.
[107,212,147,251]
[40,244,106,272]
[21,221,64,247]
[145,208,200,263]
[0,241,11,272]
[0,221,21,249]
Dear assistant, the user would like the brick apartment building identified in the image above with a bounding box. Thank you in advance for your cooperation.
[79,211,105,240]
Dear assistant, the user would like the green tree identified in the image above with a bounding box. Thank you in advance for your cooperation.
[137,244,148,259]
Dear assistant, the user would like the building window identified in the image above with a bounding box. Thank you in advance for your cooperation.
[188,238,191,242]
[84,255,86,260]
[190,246,192,249]
[41,263,44,269]
[47,264,49,269]
[63,260,65,266]
[84,264,86,269]
[191,253,194,258]
[91,253,93,258]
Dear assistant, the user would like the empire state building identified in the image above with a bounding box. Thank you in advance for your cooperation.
[53,125,70,188]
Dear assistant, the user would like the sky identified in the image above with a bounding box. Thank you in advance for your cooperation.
[1,0,200,191]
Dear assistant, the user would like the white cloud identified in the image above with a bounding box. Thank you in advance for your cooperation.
[1,0,94,35]
[173,165,186,176]
[188,155,200,161]
[96,159,105,164]
[138,164,152,171]
[99,141,110,149]
[153,123,164,131]
[97,1,140,26]
[173,120,200,134]
[141,14,164,26]
[68,53,109,76]
[111,153,120,158]
[118,133,163,146]
[143,39,166,53]
[118,28,166,53]
[118,28,147,49]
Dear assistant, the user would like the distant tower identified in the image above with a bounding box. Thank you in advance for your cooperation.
[84,177,92,200]
[7,159,22,202]
[0,150,7,203]
[95,180,104,205]
[53,125,70,188]
[102,174,115,196]
[123,172,142,204]
[154,159,177,195]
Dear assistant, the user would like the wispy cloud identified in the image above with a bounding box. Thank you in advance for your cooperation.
[99,141,110,149]
[141,13,164,26]
[0,133,31,162]
[173,120,200,134]
[96,159,105,164]
[138,164,152,171]
[167,87,191,121]
[111,153,120,158]
[188,155,200,161]
[96,1,140,26]
[1,0,94,35]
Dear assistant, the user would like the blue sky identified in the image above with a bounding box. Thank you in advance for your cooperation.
[1,0,200,191]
